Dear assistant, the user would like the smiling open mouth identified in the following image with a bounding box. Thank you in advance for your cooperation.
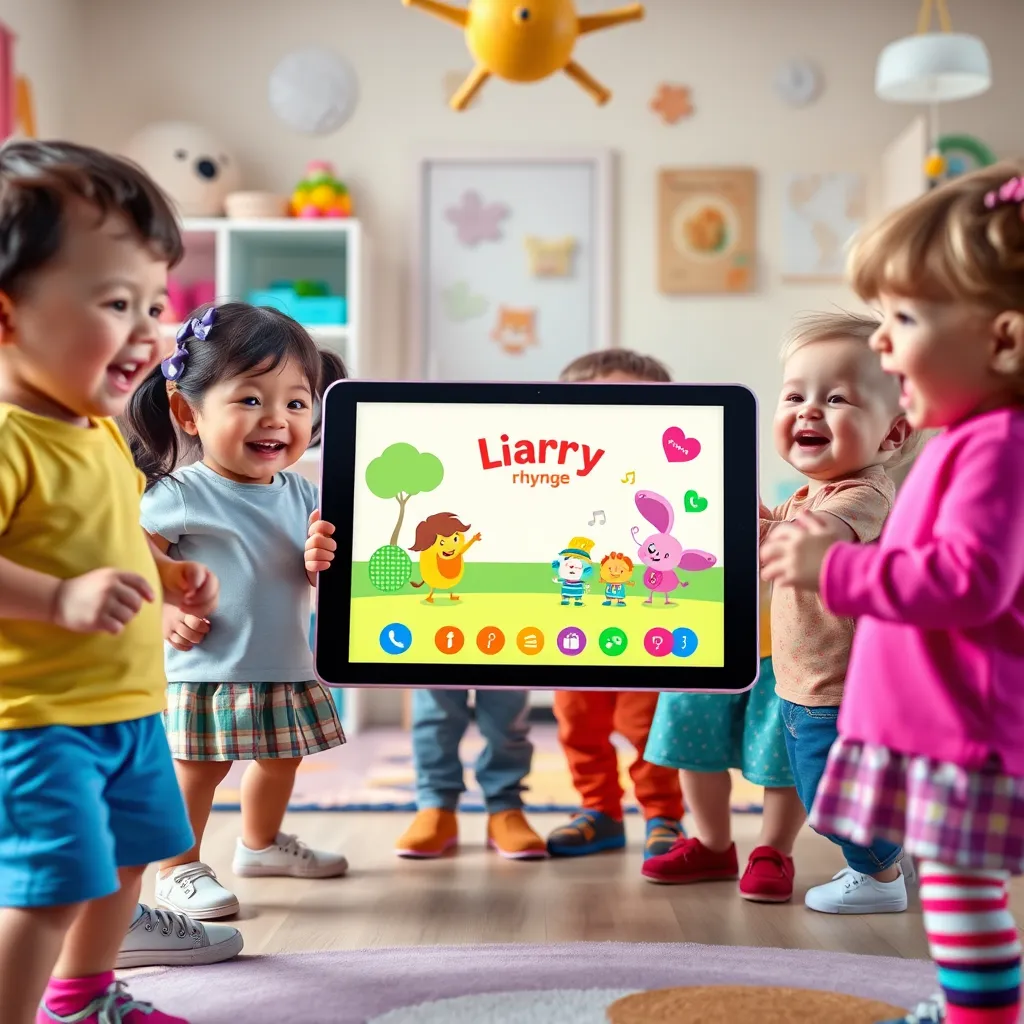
[106,361,142,393]
[795,432,829,450]
[247,441,287,456]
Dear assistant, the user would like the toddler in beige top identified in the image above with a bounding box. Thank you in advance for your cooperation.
[763,311,916,915]
[643,311,913,911]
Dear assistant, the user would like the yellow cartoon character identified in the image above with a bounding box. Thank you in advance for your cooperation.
[599,551,636,606]
[409,512,482,603]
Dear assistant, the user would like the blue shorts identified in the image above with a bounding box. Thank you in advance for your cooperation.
[0,714,193,907]
[645,657,794,788]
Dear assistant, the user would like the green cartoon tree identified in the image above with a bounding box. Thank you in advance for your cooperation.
[365,442,444,593]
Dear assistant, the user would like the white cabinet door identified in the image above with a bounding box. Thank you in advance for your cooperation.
[880,117,928,216]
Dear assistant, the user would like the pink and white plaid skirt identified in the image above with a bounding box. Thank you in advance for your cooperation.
[809,738,1024,874]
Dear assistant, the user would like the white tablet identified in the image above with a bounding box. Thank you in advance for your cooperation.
[315,380,760,692]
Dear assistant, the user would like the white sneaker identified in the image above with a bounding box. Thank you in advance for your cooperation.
[155,861,240,920]
[232,832,349,879]
[116,903,243,969]
[900,853,918,886]
[805,866,908,914]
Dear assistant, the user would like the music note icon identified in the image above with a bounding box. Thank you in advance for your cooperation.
[621,471,636,484]
[588,510,606,526]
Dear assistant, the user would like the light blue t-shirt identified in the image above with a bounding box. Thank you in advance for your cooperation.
[140,462,318,683]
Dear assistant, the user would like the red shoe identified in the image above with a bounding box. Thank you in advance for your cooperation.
[738,845,794,903]
[641,836,739,885]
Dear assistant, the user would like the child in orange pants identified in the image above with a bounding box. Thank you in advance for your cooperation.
[546,349,685,861]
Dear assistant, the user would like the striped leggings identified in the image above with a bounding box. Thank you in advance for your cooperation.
[920,862,1021,1023]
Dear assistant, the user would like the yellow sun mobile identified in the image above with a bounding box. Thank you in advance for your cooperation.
[402,0,645,110]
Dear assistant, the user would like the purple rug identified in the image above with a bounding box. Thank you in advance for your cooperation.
[127,942,937,1022]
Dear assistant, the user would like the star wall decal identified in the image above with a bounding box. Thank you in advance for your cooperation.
[650,83,694,125]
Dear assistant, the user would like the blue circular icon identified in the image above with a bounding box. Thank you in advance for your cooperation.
[672,627,698,658]
[380,622,412,656]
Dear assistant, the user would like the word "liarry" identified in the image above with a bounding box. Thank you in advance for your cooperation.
[478,435,605,478]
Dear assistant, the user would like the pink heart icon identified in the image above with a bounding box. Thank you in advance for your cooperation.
[662,427,701,463]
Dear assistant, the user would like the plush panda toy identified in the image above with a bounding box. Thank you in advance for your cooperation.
[122,121,241,217]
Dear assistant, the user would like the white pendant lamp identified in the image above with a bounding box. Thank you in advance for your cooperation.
[876,0,992,103]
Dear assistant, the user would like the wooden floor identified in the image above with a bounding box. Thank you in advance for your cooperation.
[138,810,1024,962]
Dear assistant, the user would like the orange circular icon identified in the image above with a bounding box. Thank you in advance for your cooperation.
[516,627,544,655]
[434,626,465,655]
[476,626,506,655]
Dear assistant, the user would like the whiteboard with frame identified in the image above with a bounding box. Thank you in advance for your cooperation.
[411,147,615,381]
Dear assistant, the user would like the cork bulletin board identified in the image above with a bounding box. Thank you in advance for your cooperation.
[657,168,757,295]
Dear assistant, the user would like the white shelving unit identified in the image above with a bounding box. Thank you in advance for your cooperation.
[163,217,364,378]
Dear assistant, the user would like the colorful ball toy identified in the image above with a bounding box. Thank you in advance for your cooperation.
[290,160,353,218]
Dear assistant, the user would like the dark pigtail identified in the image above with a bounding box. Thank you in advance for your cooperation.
[120,368,199,489]
[318,347,348,392]
[310,347,348,445]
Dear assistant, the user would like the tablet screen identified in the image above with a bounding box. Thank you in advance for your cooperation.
[350,400,725,668]
[316,381,758,690]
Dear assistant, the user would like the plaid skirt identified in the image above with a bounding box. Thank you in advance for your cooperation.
[809,737,1024,874]
[164,681,346,761]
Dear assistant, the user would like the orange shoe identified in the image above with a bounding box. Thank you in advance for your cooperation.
[395,808,458,859]
[487,809,548,860]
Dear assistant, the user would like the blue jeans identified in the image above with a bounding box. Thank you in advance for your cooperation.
[412,689,533,813]
[780,699,902,874]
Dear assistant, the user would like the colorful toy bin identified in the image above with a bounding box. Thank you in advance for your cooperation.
[247,280,347,325]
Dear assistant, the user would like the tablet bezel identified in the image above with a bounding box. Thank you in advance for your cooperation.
[315,380,760,693]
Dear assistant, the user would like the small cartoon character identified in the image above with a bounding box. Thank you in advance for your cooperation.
[551,536,595,606]
[409,512,482,603]
[632,491,717,605]
[599,551,636,606]
[491,306,538,355]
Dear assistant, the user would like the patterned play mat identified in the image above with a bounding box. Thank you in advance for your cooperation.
[127,942,934,1023]
[212,723,764,813]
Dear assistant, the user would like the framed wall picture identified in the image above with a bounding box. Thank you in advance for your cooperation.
[411,147,615,381]
[781,172,866,282]
[657,167,757,295]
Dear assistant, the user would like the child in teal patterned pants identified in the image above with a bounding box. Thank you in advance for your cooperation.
[642,589,806,902]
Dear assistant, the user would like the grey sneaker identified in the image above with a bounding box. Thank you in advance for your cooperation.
[39,979,161,1022]
[116,903,243,969]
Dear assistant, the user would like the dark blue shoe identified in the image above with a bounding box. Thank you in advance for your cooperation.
[644,817,685,860]
[546,810,626,857]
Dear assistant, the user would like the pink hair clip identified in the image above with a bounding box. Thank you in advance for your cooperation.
[983,175,1024,210]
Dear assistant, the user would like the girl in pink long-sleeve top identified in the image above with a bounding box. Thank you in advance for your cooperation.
[762,164,1024,1024]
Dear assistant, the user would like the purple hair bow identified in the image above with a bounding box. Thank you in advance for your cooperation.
[161,307,216,382]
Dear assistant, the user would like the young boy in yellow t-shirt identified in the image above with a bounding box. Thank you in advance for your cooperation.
[0,141,219,1024]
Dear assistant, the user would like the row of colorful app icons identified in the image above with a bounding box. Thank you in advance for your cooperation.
[378,623,699,659]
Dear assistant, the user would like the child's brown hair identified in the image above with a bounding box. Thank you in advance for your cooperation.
[0,139,183,299]
[847,160,1024,312]
[779,310,881,361]
[559,348,672,383]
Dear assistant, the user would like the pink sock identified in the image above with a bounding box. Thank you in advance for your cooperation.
[38,971,190,1024]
